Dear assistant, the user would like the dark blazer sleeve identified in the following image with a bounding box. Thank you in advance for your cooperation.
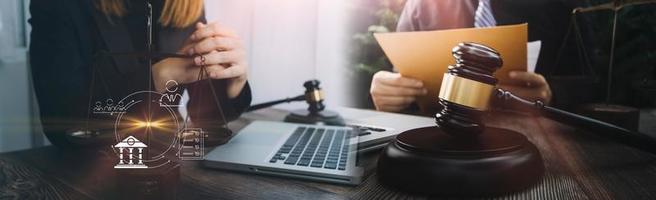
[186,79,252,131]
[184,13,252,132]
[29,0,92,147]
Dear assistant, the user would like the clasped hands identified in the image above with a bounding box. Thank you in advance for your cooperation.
[153,22,247,98]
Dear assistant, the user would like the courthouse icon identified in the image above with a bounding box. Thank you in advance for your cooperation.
[114,136,148,169]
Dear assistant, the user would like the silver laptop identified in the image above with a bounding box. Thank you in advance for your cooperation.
[204,121,364,185]
[203,107,434,185]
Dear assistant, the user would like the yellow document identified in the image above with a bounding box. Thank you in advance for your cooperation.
[374,23,527,113]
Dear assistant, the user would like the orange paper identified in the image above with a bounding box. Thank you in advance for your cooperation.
[374,24,527,112]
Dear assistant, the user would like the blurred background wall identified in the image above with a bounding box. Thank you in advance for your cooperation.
[0,0,44,152]
[205,0,353,111]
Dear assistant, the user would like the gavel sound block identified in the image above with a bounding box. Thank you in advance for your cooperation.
[377,43,544,196]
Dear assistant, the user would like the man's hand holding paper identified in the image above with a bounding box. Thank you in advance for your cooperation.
[373,24,551,113]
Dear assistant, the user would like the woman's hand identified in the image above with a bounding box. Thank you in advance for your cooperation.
[499,71,552,105]
[187,22,248,98]
[153,57,195,93]
[153,22,248,98]
[370,71,427,112]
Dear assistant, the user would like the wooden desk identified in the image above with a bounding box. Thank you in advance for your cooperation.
[1,108,656,199]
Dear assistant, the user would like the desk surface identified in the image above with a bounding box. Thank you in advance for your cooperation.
[1,108,656,200]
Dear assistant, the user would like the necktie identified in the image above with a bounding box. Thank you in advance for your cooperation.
[474,0,497,27]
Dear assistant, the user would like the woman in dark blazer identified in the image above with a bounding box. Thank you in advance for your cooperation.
[29,0,251,148]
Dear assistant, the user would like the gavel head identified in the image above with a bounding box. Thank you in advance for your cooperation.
[436,42,503,137]
[303,80,326,113]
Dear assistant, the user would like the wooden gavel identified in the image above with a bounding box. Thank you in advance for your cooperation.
[438,42,656,154]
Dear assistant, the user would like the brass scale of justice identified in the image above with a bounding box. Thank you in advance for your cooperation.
[73,3,234,162]
[71,2,341,160]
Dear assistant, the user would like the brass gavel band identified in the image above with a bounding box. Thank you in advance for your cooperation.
[438,73,494,110]
[305,90,324,103]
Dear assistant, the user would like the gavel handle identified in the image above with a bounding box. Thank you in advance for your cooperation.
[246,94,305,112]
[495,88,656,155]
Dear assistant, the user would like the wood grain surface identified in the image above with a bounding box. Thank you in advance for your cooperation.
[1,108,655,200]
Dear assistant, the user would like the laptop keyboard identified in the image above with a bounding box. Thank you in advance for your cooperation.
[269,127,352,171]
